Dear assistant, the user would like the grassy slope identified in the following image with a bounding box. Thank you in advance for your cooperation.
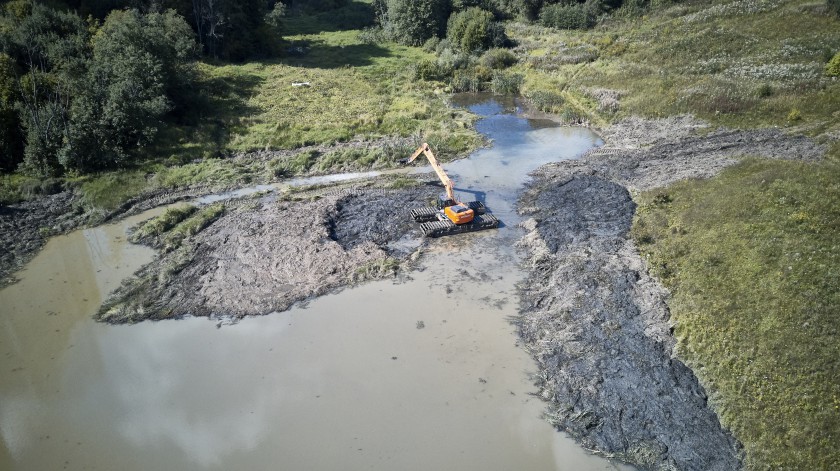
[503,2,840,469]
[632,154,840,469]
[508,0,840,132]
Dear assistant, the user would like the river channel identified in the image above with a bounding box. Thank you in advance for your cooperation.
[1,95,633,470]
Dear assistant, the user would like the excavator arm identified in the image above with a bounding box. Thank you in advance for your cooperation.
[401,142,500,237]
[405,143,455,202]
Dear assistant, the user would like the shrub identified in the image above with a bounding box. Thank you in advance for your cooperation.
[480,48,517,69]
[787,108,802,122]
[423,36,441,52]
[358,27,389,44]
[446,7,506,53]
[755,83,774,98]
[539,1,599,30]
[490,71,523,94]
[450,70,485,92]
[413,58,454,81]
[472,64,494,82]
[437,47,472,70]
[826,51,840,76]
[384,0,451,46]
[615,0,648,17]
[527,90,565,112]
[829,0,840,16]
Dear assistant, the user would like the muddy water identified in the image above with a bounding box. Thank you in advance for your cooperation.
[1,95,631,470]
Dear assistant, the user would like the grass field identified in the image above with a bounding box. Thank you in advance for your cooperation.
[631,152,840,470]
[0,9,482,210]
[506,0,840,132]
[162,23,481,160]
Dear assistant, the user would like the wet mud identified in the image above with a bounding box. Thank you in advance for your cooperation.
[515,116,824,470]
[98,182,441,323]
[0,136,440,290]
[0,192,80,288]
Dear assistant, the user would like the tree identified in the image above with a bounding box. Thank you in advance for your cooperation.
[0,1,90,175]
[446,7,505,52]
[0,53,24,171]
[60,9,197,171]
[189,0,278,61]
[539,0,602,30]
[383,0,452,46]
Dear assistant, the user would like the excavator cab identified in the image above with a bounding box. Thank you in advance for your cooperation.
[443,204,474,224]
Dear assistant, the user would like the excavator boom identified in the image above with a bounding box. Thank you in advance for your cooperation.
[401,143,499,237]
[406,143,456,202]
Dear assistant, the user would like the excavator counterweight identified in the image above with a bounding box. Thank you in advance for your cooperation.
[402,143,499,238]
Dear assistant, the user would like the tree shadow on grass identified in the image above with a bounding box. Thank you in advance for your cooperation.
[282,41,391,69]
[282,2,375,36]
[156,71,265,161]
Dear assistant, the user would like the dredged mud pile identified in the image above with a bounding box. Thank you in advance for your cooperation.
[515,116,824,470]
[0,184,249,288]
[97,183,440,323]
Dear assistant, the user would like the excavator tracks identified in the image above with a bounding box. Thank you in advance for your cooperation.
[419,214,500,238]
[410,201,487,223]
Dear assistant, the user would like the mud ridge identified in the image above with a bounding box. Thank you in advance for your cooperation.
[515,116,824,470]
[97,182,440,323]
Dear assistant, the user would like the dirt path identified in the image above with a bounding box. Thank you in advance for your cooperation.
[515,116,824,470]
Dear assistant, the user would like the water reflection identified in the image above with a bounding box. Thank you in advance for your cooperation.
[0,96,627,471]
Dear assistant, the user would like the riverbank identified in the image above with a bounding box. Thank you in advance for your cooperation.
[97,177,441,323]
[515,115,826,470]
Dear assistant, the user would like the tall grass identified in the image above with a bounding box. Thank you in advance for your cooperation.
[505,0,840,130]
[632,157,840,470]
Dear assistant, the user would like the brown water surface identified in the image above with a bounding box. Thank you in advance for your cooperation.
[1,95,633,470]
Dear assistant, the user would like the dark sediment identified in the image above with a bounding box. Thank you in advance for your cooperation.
[515,116,824,470]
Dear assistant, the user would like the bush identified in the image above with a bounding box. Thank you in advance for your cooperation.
[829,0,840,16]
[358,27,389,44]
[527,90,565,112]
[450,69,485,92]
[423,36,441,53]
[413,58,454,81]
[480,47,517,69]
[755,83,774,98]
[615,0,648,17]
[539,2,598,30]
[437,47,472,70]
[446,7,506,53]
[384,0,451,46]
[826,51,840,76]
[490,71,523,94]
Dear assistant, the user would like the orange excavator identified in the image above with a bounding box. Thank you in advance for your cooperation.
[401,143,499,238]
